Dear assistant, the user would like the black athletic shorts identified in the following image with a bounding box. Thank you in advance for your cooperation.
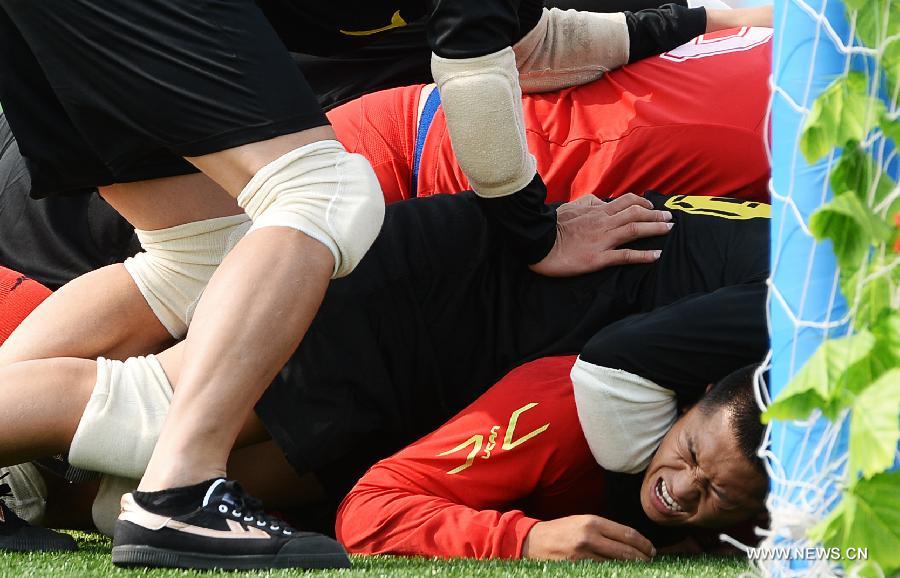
[254,190,770,504]
[0,0,328,197]
[0,0,544,197]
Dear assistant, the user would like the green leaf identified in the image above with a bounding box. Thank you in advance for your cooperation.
[764,332,876,422]
[829,142,896,206]
[800,73,887,163]
[809,194,892,271]
[841,256,896,330]
[809,472,900,576]
[848,369,900,478]
[871,310,900,368]
[852,0,900,50]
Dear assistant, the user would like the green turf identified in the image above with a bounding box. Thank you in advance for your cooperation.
[0,532,750,578]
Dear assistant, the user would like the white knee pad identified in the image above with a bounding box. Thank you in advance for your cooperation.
[124,214,251,339]
[236,140,385,279]
[431,48,537,198]
[92,475,138,537]
[513,8,629,94]
[68,355,172,480]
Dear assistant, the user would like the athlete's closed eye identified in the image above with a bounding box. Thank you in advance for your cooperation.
[687,435,699,466]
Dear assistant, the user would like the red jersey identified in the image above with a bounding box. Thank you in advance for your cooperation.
[327,27,772,205]
[336,355,605,559]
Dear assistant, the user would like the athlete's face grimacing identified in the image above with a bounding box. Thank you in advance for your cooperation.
[638,405,766,528]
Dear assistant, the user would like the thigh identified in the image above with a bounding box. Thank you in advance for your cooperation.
[579,282,768,404]
[1,0,327,195]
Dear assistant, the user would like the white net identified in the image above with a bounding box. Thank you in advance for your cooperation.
[739,0,900,576]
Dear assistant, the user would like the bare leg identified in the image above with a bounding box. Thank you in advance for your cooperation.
[0,173,243,367]
[0,340,268,470]
[0,358,96,465]
[116,127,343,491]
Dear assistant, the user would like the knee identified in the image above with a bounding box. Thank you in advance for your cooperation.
[236,140,385,279]
[124,214,251,339]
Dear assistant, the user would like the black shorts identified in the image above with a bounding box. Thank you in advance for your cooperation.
[253,191,770,503]
[0,0,543,198]
[0,0,327,197]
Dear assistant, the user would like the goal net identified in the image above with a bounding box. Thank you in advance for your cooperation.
[762,0,900,576]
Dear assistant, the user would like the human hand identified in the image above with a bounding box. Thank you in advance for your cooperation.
[529,193,672,277]
[522,515,656,561]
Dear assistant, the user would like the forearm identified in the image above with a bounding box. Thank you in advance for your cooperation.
[705,6,774,33]
[337,483,539,559]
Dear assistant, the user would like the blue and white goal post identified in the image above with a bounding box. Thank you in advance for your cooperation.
[761,0,900,576]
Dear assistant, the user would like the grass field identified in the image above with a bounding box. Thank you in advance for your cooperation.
[0,532,752,578]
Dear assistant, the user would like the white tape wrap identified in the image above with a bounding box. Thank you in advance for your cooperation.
[513,9,629,94]
[237,140,385,279]
[124,214,251,339]
[431,47,537,198]
[571,358,676,473]
[68,356,173,480]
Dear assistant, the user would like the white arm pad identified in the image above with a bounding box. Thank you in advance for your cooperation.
[237,140,385,279]
[68,355,173,480]
[513,9,629,94]
[571,358,677,474]
[431,48,537,198]
[124,214,251,339]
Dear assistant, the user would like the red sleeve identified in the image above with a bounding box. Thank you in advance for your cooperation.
[336,355,599,559]
[0,266,51,345]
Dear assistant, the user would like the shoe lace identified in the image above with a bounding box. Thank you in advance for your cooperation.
[215,482,296,537]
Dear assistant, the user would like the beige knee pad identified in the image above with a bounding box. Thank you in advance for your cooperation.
[68,356,172,480]
[431,48,537,198]
[124,214,251,339]
[513,8,629,94]
[92,475,139,537]
[237,140,385,279]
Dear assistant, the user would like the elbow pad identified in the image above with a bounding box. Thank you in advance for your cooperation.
[513,8,629,94]
[572,358,676,473]
[431,48,537,198]
[237,140,385,279]
[124,214,251,339]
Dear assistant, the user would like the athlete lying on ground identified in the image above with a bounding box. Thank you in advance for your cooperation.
[337,361,767,560]
[0,26,771,290]
[0,188,767,561]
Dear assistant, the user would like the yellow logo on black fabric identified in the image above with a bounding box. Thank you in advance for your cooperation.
[664,195,771,220]
[340,10,407,36]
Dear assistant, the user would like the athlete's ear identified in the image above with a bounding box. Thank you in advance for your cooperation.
[705,383,714,394]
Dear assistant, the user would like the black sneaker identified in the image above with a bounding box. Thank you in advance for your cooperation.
[0,475,77,552]
[111,478,350,570]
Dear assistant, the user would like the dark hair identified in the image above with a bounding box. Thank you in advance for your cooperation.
[698,365,768,487]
